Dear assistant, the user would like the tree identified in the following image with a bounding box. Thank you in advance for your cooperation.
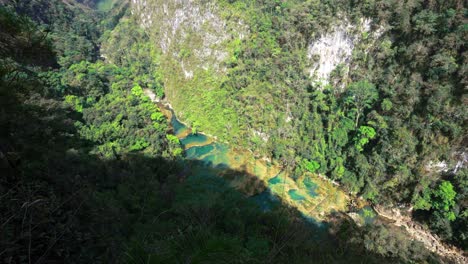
[300,158,320,173]
[433,181,457,221]
[412,10,439,36]
[344,81,379,128]
[131,84,143,97]
[354,126,377,152]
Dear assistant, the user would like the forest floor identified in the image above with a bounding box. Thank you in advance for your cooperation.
[374,205,467,264]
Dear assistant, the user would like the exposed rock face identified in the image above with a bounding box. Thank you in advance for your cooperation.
[374,205,467,264]
[426,160,450,173]
[453,151,467,173]
[131,0,245,76]
[425,150,467,174]
[347,212,364,227]
[252,129,269,142]
[307,22,356,87]
[307,18,380,89]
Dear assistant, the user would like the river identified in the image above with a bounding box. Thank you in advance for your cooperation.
[144,89,467,263]
[144,89,350,223]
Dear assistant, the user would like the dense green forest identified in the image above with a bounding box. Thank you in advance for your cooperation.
[131,0,467,250]
[0,0,466,263]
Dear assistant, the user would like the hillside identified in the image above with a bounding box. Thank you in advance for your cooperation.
[0,0,466,263]
[126,0,467,251]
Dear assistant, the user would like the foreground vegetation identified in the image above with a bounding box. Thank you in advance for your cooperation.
[0,0,465,262]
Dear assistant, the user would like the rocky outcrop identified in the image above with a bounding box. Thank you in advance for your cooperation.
[307,17,383,90]
[425,150,467,174]
[453,151,467,173]
[131,0,246,76]
[374,205,467,264]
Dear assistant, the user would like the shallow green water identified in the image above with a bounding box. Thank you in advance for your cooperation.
[181,133,210,147]
[185,144,215,160]
[268,176,282,185]
[303,177,318,198]
[357,205,377,225]
[288,189,305,201]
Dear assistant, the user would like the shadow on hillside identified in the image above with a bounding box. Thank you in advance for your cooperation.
[0,99,445,264]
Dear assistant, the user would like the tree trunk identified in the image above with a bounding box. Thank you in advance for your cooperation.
[355,111,360,128]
